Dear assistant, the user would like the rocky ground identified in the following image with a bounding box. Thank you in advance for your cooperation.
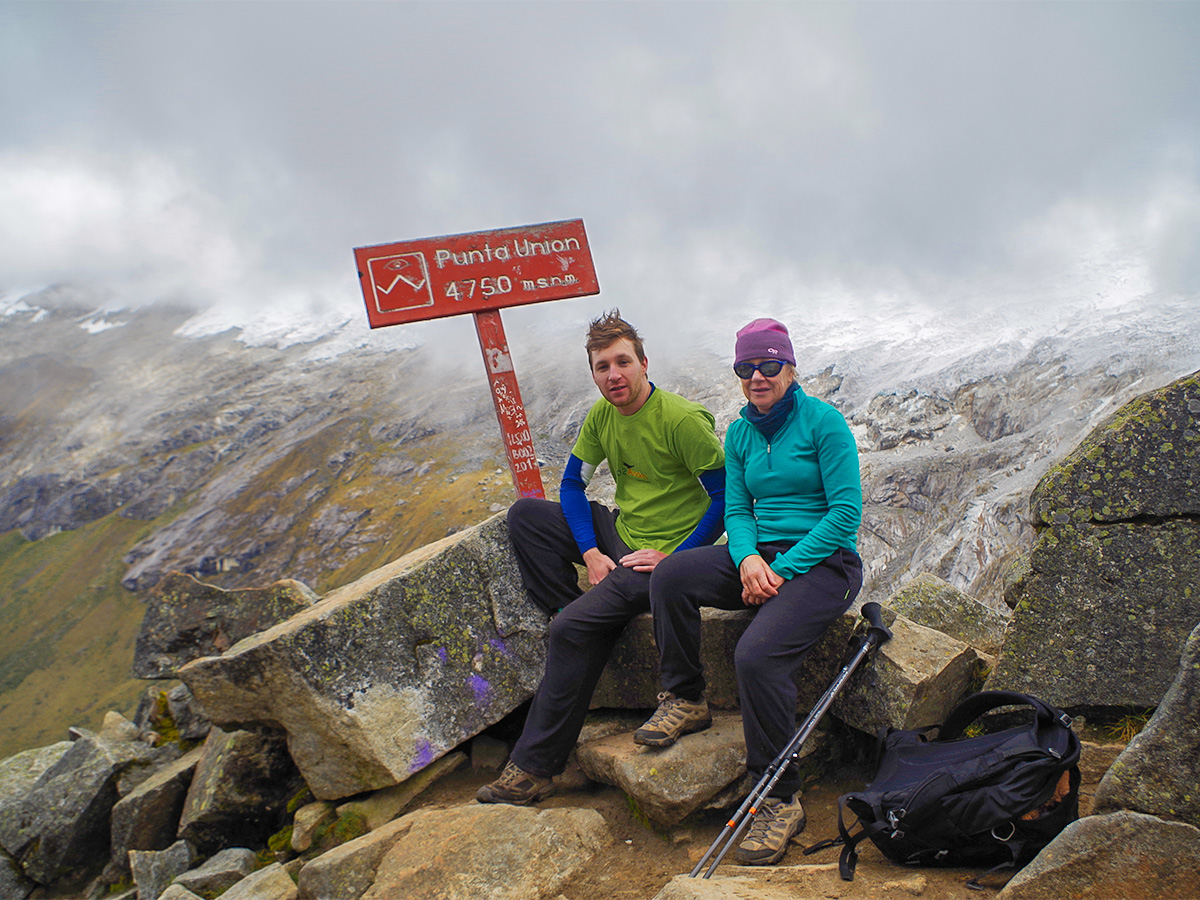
[415,764,1008,900]
[406,723,1122,900]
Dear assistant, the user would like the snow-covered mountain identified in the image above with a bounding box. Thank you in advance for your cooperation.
[1,279,1197,753]
[3,281,1197,599]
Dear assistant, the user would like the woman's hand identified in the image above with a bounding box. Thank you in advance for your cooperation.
[739,554,784,605]
[620,548,668,573]
[582,548,618,585]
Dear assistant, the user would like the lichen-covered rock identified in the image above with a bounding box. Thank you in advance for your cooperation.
[1031,371,1200,525]
[990,519,1200,707]
[296,815,412,900]
[0,732,157,886]
[887,573,1008,656]
[0,850,34,900]
[0,742,71,807]
[1093,620,1200,828]
[176,727,301,854]
[107,747,203,879]
[989,372,1200,708]
[171,847,257,897]
[178,514,546,800]
[134,573,319,678]
[129,840,194,900]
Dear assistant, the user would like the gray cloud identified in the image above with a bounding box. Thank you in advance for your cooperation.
[2,1,1198,341]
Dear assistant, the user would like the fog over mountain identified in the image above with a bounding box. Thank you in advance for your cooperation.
[3,1,1200,753]
[3,3,1199,332]
[4,277,1197,595]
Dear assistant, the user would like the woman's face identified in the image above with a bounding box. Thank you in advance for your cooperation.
[739,359,794,413]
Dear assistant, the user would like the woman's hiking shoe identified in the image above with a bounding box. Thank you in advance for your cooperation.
[633,692,712,747]
[733,794,807,865]
[475,761,553,805]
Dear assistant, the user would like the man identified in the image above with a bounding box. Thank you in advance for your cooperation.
[477,309,726,805]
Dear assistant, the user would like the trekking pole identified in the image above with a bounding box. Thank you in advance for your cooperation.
[689,601,893,879]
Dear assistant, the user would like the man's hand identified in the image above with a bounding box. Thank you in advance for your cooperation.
[619,548,668,573]
[582,547,618,585]
[739,554,784,606]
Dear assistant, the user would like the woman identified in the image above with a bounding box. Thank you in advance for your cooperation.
[636,317,863,866]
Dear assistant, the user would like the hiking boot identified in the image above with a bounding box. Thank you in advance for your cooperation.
[733,794,807,865]
[475,760,553,805]
[634,692,712,747]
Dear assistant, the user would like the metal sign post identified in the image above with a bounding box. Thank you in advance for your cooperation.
[472,310,543,497]
[354,219,600,499]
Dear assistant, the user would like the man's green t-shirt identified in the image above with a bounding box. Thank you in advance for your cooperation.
[571,386,725,553]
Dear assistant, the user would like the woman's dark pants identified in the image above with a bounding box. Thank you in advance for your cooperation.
[650,543,863,800]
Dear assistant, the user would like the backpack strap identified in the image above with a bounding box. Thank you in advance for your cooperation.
[964,829,1024,891]
[835,794,893,881]
[937,691,1072,742]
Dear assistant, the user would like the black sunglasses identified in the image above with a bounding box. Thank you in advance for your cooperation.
[733,360,786,379]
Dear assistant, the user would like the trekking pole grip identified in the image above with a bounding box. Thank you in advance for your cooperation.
[861,602,892,648]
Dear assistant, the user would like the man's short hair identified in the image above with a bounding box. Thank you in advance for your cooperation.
[585,309,645,365]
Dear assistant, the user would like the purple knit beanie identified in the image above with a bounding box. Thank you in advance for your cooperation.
[734,318,795,366]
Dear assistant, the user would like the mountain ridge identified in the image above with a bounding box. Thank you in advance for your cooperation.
[1,284,1197,755]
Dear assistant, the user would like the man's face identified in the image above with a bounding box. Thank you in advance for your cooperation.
[590,337,650,414]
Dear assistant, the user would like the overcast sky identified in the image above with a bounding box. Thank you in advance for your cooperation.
[2,1,1198,354]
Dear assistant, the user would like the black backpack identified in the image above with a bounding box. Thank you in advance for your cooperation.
[831,691,1081,886]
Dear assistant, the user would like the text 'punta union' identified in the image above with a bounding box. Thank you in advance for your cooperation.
[434,237,581,268]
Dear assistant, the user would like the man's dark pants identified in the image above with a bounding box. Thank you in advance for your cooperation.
[506,497,652,778]
[649,543,863,799]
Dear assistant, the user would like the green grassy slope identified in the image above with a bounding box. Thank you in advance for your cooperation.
[0,519,151,756]
[0,433,559,758]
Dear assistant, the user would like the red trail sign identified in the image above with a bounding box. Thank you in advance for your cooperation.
[354,219,600,498]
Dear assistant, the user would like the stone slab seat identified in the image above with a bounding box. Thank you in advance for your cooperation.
[592,608,858,712]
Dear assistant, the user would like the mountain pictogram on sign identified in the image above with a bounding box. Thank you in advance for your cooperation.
[369,253,434,313]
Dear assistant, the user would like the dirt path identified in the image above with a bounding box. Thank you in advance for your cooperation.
[417,760,1027,900]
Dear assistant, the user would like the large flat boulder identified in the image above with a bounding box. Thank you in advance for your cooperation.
[595,605,980,738]
[989,371,1200,708]
[178,514,547,800]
